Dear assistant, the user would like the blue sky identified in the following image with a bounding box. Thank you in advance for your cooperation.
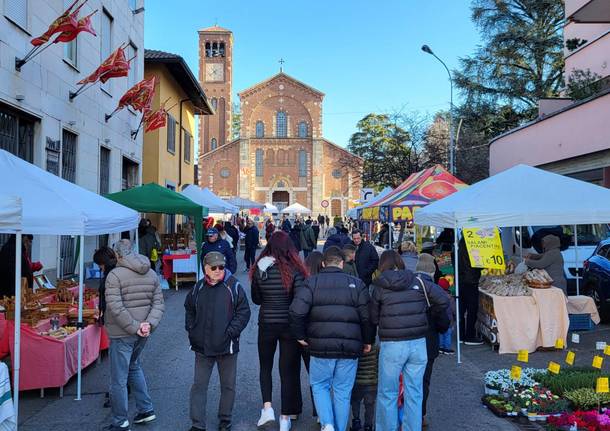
[144,1,480,148]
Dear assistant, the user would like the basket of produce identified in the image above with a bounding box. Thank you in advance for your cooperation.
[523,269,553,288]
[67,308,97,324]
[40,326,77,340]
[479,274,532,296]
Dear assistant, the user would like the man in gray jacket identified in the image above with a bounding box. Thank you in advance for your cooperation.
[104,240,165,431]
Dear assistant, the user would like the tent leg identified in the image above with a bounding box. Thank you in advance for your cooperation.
[13,232,22,420]
[454,225,461,365]
[574,225,579,296]
[519,226,523,261]
[76,235,84,401]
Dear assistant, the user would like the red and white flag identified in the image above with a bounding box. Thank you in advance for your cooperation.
[77,46,129,85]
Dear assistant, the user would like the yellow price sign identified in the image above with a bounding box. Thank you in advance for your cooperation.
[566,351,575,366]
[548,361,561,374]
[597,377,609,394]
[605,345,610,356]
[510,365,522,380]
[463,227,505,271]
[555,338,565,349]
[517,350,529,363]
[593,355,604,369]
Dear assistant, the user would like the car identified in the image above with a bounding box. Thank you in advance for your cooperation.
[582,238,610,322]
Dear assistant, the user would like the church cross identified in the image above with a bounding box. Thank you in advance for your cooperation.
[279,58,285,73]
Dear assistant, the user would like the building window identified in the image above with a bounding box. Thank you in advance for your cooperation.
[100,9,113,93]
[219,42,225,57]
[129,0,137,11]
[0,106,34,162]
[45,137,60,176]
[122,157,139,190]
[255,149,264,177]
[332,169,342,179]
[220,168,230,178]
[210,138,217,150]
[205,42,212,57]
[5,0,28,30]
[211,98,218,110]
[212,42,219,57]
[256,121,264,138]
[167,114,176,153]
[266,149,275,164]
[276,112,287,137]
[184,131,191,163]
[165,183,176,233]
[298,121,308,138]
[127,42,138,88]
[276,149,285,165]
[64,36,77,66]
[100,146,110,194]
[62,130,77,183]
[298,150,307,177]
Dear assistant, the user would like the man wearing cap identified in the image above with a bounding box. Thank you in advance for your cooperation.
[201,227,237,275]
[185,252,251,431]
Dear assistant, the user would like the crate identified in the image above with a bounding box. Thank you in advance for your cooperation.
[568,313,594,331]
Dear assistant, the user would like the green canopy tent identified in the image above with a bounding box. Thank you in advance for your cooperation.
[106,183,208,271]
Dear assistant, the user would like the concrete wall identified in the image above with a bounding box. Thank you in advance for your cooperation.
[0,0,144,276]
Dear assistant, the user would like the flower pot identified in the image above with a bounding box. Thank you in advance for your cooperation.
[484,386,500,395]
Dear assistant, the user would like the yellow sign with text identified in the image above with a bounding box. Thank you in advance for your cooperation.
[463,227,506,270]
[566,351,575,366]
[510,365,522,380]
[362,207,380,221]
[555,338,565,349]
[391,206,421,222]
[597,377,609,394]
[593,355,604,369]
[548,361,561,374]
[517,350,529,363]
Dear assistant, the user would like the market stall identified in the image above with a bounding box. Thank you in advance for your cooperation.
[282,203,311,215]
[415,164,610,363]
[181,185,237,215]
[0,149,139,418]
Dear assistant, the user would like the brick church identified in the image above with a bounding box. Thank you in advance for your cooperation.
[196,25,362,216]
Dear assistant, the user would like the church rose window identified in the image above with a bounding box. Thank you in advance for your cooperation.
[220,168,230,178]
[276,111,287,137]
[332,169,342,179]
[256,121,264,138]
[298,121,308,138]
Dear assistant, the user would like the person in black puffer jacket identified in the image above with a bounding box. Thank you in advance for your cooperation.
[290,246,373,431]
[251,231,309,430]
[370,250,449,431]
[351,229,379,287]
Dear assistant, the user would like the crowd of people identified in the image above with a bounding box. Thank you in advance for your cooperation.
[83,215,465,431]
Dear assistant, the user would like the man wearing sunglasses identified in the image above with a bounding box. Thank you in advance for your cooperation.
[185,252,251,431]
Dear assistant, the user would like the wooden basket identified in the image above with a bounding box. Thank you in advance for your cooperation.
[526,281,553,289]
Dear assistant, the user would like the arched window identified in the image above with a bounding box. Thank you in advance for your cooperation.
[211,98,218,110]
[276,111,287,137]
[298,150,307,177]
[210,138,217,150]
[219,42,225,57]
[212,42,219,57]
[205,42,212,57]
[255,121,264,138]
[276,149,286,165]
[255,149,264,177]
[266,149,275,164]
[298,121,308,138]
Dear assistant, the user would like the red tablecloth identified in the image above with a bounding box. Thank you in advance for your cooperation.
[8,320,101,390]
[162,253,195,280]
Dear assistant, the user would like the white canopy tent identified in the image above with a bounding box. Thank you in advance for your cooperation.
[415,164,610,363]
[264,202,279,214]
[181,185,238,214]
[282,203,312,215]
[0,150,139,416]
[225,196,265,210]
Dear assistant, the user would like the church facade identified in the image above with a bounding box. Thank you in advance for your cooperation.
[197,25,362,216]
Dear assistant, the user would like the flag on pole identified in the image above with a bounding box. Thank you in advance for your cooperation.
[77,46,129,85]
[118,76,156,113]
[30,0,85,46]
[144,107,168,133]
[53,11,97,44]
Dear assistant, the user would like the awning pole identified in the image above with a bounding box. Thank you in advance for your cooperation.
[454,225,461,364]
[519,226,523,261]
[574,225,579,296]
[76,235,84,400]
[13,232,22,419]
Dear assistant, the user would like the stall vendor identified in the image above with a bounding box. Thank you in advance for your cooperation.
[525,234,567,295]
[0,234,35,296]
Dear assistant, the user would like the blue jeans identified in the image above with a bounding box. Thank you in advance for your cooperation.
[439,327,453,349]
[109,336,154,426]
[376,338,427,431]
[309,357,357,431]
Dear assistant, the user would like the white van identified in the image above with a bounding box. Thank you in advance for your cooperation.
[501,225,610,294]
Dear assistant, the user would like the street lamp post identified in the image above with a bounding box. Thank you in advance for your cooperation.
[421,44,455,175]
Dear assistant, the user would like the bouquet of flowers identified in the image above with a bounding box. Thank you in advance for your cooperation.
[547,410,610,431]
[485,368,547,392]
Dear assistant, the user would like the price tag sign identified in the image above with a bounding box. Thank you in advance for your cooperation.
[604,345,610,356]
[571,333,580,344]
[555,338,565,349]
[548,361,560,374]
[463,227,505,270]
[597,377,609,394]
[511,365,522,380]
[597,341,607,351]
[517,350,529,363]
[593,355,604,369]
[566,351,575,366]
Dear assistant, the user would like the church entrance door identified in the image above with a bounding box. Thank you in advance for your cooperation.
[272,190,290,212]
[331,199,342,217]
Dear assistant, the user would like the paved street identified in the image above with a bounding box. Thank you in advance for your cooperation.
[16,248,610,431]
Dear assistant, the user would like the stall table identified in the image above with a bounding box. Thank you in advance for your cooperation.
[162,253,198,290]
[477,287,570,354]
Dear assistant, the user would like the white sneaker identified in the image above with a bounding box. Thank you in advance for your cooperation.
[321,425,335,431]
[257,407,276,428]
[279,417,291,431]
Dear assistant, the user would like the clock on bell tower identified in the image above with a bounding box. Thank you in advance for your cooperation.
[198,25,233,154]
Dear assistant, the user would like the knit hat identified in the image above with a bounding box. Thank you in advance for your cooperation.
[415,253,436,275]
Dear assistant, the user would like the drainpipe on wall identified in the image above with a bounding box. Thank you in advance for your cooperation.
[178,98,189,189]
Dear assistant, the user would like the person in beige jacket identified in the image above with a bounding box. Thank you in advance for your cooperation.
[103,239,164,431]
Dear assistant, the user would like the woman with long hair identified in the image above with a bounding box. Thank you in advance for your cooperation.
[304,250,324,276]
[250,231,309,431]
